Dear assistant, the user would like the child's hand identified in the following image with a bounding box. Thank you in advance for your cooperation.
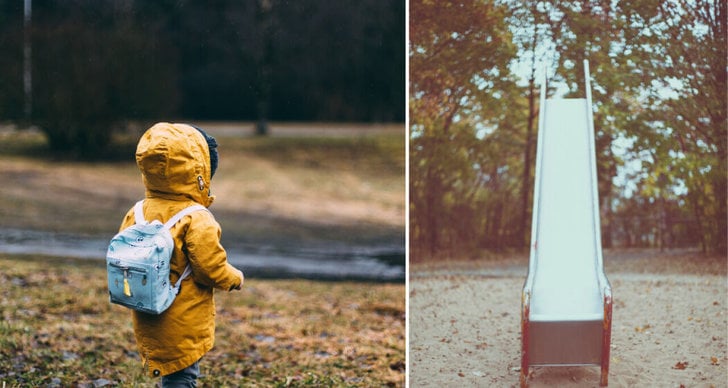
[233,269,244,290]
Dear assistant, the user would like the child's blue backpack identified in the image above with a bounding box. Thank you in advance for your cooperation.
[106,200,207,314]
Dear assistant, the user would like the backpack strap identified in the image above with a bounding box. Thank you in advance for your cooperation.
[133,200,208,229]
[163,204,208,231]
[163,203,208,291]
[172,264,193,295]
[133,200,146,225]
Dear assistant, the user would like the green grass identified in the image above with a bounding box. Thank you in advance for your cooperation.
[0,254,405,387]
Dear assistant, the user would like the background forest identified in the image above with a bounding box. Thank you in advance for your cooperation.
[410,0,726,259]
[0,0,404,157]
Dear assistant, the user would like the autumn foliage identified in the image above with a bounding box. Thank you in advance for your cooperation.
[409,0,727,260]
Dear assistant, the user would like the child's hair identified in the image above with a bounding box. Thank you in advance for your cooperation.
[192,125,219,178]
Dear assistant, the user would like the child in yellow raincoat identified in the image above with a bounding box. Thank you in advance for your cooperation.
[117,122,244,386]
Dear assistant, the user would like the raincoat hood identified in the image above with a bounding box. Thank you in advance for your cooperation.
[136,122,215,207]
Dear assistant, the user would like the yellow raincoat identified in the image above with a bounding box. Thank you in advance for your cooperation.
[117,122,243,377]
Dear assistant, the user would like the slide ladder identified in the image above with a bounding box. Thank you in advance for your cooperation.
[520,60,613,387]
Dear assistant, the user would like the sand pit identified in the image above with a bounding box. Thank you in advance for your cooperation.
[409,250,727,387]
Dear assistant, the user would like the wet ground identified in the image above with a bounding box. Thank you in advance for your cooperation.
[0,228,405,282]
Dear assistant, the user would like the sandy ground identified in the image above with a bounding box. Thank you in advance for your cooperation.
[409,250,727,387]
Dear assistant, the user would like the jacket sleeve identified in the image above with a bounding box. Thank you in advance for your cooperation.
[184,211,243,291]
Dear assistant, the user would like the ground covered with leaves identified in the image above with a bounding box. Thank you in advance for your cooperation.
[410,249,727,387]
[0,254,405,387]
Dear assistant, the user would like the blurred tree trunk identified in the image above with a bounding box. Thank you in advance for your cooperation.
[424,147,441,258]
[254,0,272,136]
[601,191,613,248]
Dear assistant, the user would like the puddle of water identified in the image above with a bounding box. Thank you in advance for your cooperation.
[0,228,404,282]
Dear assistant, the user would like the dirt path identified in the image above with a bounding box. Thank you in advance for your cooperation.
[409,250,727,387]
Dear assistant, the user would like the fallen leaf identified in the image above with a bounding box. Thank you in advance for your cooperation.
[673,361,688,370]
[390,360,405,372]
[635,324,652,333]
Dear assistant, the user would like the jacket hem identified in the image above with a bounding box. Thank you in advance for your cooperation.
[145,339,214,377]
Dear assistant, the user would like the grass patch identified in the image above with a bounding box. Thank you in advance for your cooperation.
[228,134,404,177]
[0,254,405,387]
[0,126,142,162]
[0,126,404,247]
[0,128,49,156]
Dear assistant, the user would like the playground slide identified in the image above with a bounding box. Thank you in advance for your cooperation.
[521,60,613,387]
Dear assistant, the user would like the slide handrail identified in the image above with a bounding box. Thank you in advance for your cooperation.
[523,66,548,299]
[583,59,612,297]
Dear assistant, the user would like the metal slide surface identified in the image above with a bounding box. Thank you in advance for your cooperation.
[528,97,604,322]
[521,61,613,387]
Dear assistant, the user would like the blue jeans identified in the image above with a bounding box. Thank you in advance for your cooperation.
[161,360,200,388]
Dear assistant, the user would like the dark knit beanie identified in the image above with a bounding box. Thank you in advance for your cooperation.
[192,125,219,178]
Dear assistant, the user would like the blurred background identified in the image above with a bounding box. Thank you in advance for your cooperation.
[0,0,404,154]
[0,0,405,281]
[410,0,726,261]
